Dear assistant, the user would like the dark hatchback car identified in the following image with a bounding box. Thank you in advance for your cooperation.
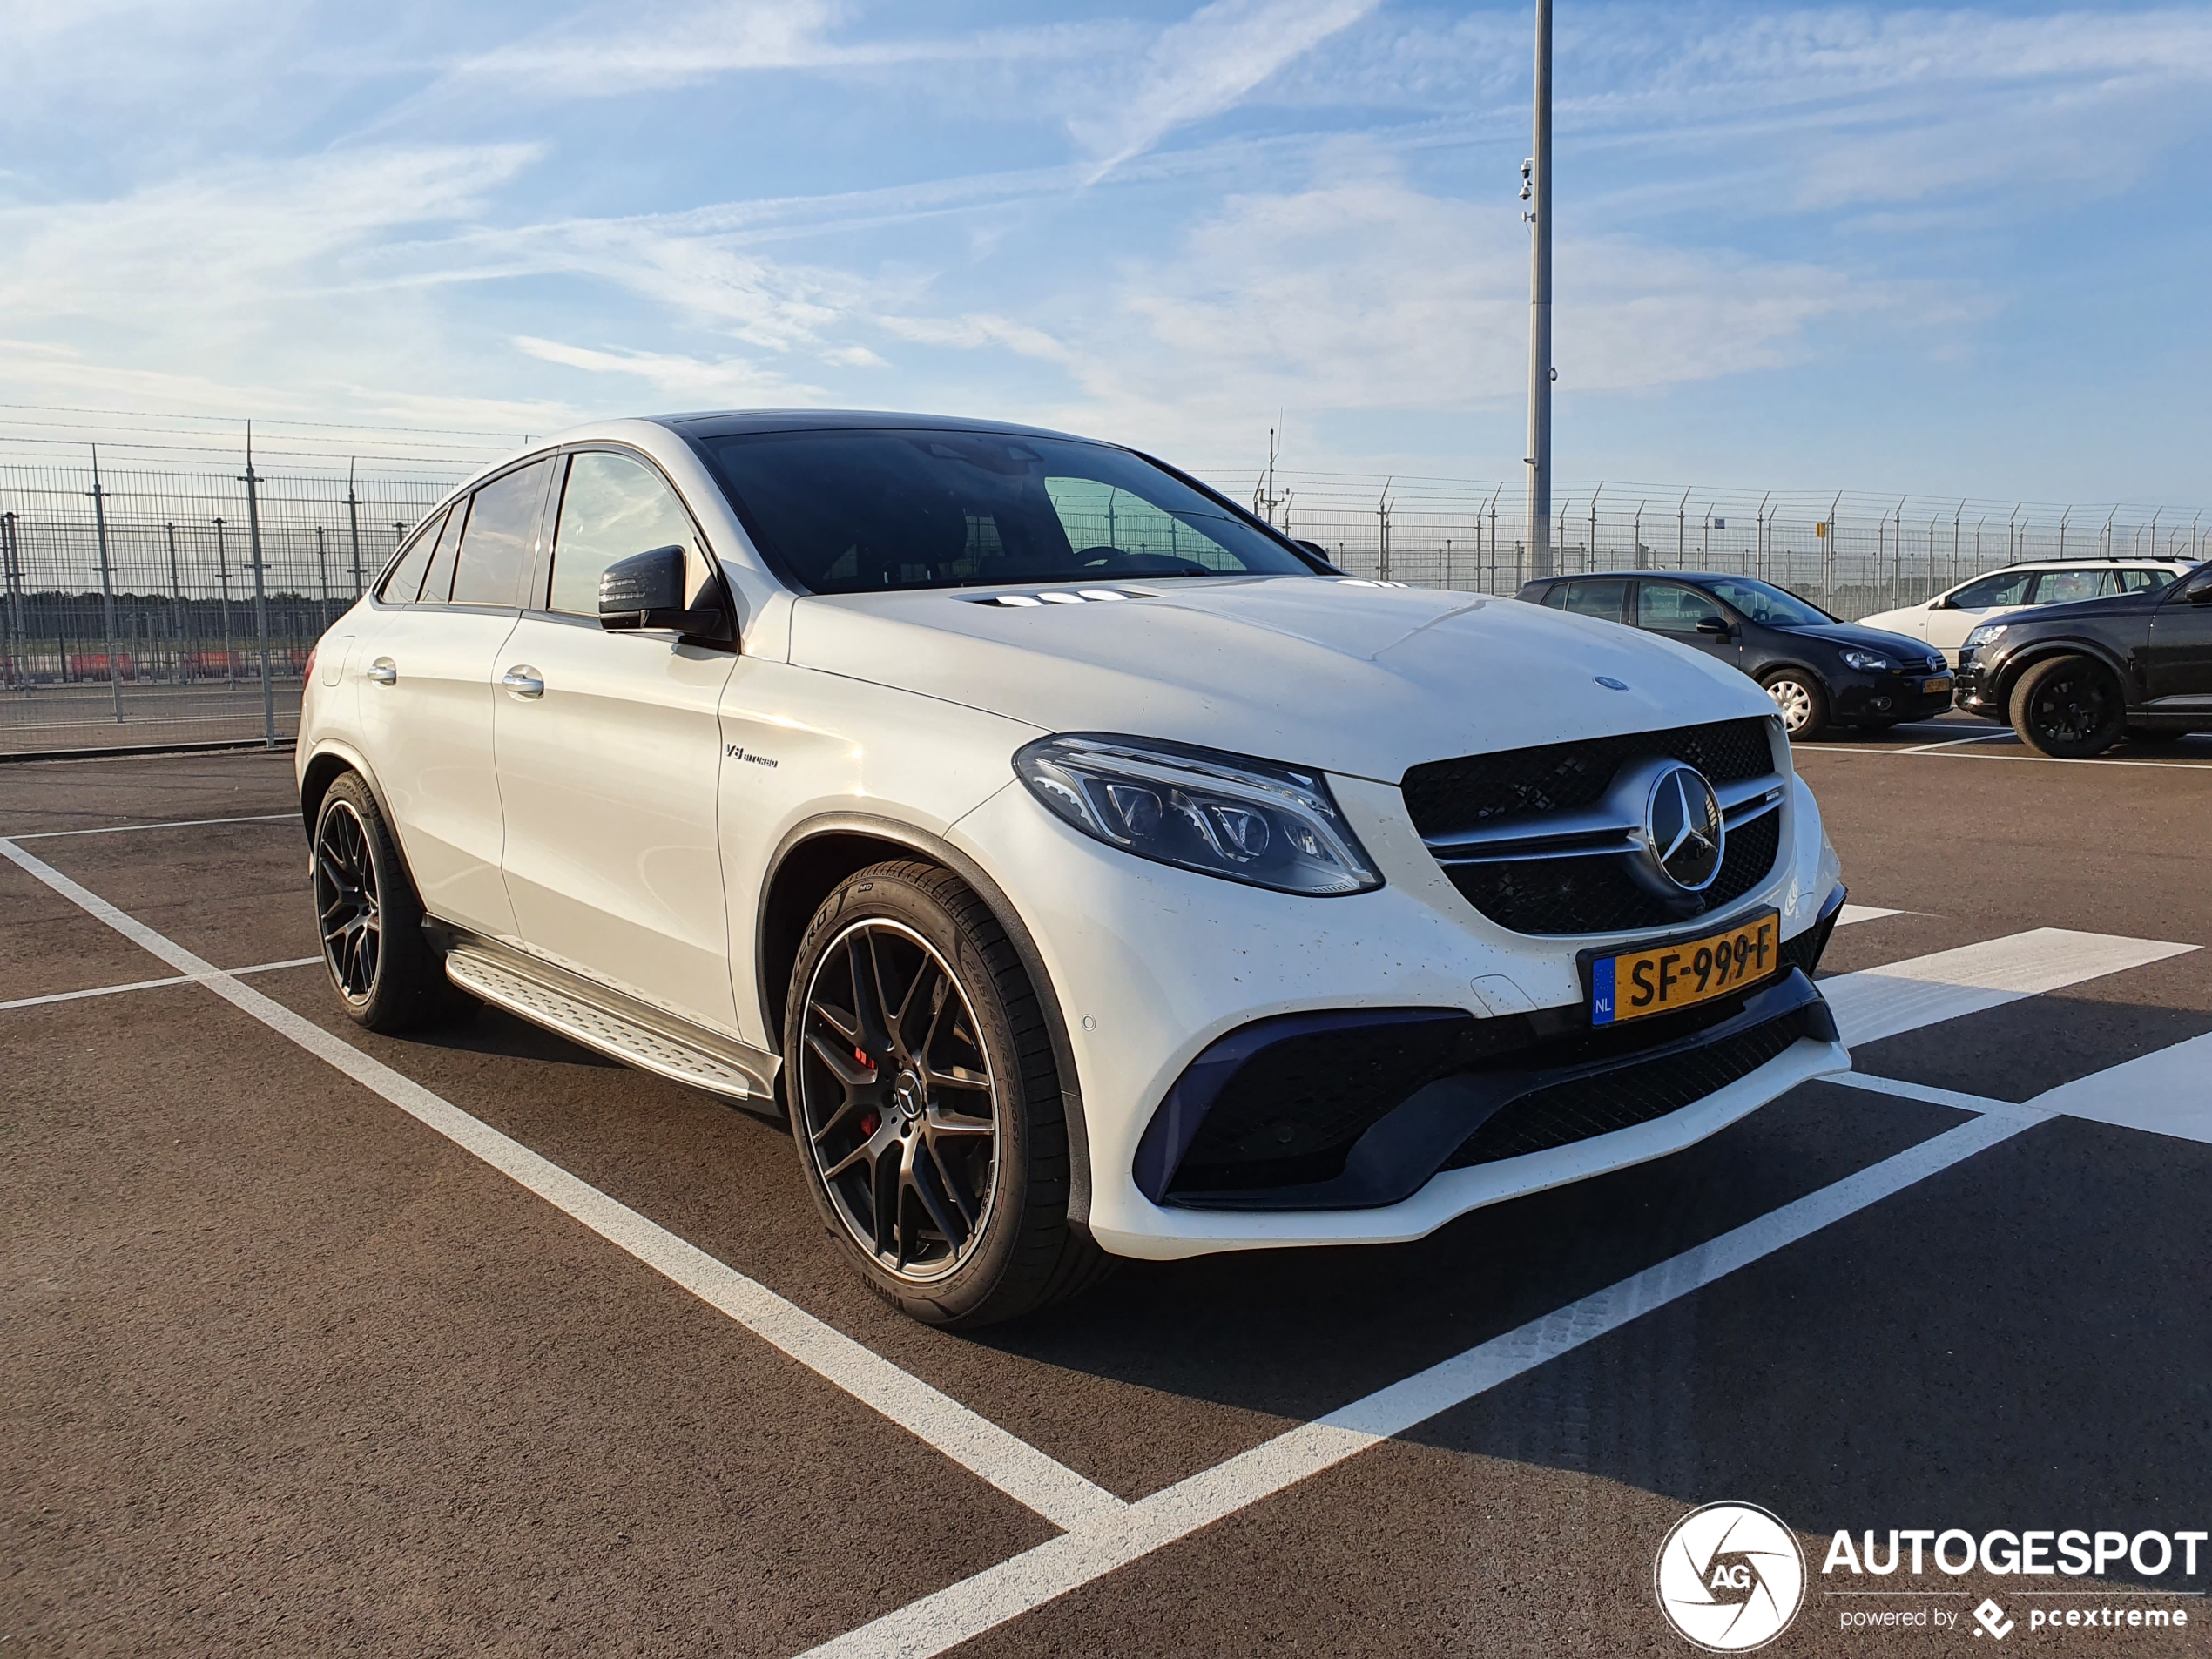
[1514,571,1952,740]
[1955,558,2212,756]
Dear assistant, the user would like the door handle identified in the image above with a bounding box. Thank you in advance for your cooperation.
[367,659,397,685]
[502,666,545,699]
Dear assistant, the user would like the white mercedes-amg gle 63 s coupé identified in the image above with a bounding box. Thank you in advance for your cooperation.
[297,411,1850,1325]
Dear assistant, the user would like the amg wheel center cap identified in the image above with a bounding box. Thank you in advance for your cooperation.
[892,1070,925,1121]
[1640,763,1725,893]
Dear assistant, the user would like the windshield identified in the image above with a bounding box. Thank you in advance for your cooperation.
[698,428,1318,594]
[1703,577,1835,629]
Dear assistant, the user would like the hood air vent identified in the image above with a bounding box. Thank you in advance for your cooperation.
[969,588,1155,608]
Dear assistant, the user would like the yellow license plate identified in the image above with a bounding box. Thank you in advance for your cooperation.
[1591,910,1780,1026]
[1923,676,1952,694]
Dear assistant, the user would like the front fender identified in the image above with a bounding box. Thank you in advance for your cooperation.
[757,807,1094,1232]
[1991,637,2135,708]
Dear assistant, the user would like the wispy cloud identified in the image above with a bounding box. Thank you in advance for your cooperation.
[442,0,1121,98]
[514,335,826,401]
[1068,0,1381,176]
[1026,152,1936,454]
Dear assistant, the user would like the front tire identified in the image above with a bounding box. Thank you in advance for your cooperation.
[1761,670,1829,740]
[2009,656,2126,758]
[783,860,1109,1328]
[312,772,470,1032]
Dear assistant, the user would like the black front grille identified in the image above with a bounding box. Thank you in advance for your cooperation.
[1443,1002,1817,1168]
[1402,718,1775,840]
[1443,808,1781,936]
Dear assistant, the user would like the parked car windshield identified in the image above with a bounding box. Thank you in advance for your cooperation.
[698,428,1317,594]
[1703,577,1835,629]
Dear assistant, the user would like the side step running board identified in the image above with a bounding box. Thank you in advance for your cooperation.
[443,945,775,1104]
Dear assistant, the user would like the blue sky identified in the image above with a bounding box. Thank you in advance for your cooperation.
[3,0,2209,501]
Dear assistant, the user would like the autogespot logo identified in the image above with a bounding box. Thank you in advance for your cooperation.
[1656,1501,1808,1652]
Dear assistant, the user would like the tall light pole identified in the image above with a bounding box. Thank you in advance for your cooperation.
[1523,0,1554,577]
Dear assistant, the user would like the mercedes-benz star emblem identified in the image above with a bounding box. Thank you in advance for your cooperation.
[1643,763,1725,893]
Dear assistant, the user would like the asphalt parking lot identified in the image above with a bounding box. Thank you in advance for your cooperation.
[7,716,2210,1656]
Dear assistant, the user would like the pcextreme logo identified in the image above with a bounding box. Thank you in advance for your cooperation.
[1656,1501,1809,1652]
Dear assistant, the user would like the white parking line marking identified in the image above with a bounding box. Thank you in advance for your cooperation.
[802,1105,2047,1659]
[1820,928,2199,1049]
[7,813,297,840]
[1824,1071,2031,1116]
[1898,733,2014,752]
[2031,1031,2212,1147]
[0,836,1126,1535]
[1835,904,1902,927]
[1835,1045,2212,1150]
[0,956,322,1012]
[1797,745,2212,771]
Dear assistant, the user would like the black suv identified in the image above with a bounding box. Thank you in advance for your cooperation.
[1955,559,2212,756]
[1514,570,1952,740]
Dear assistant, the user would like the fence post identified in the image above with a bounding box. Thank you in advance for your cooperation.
[239,428,275,749]
[88,445,125,723]
[212,517,234,684]
[346,460,365,597]
[316,524,331,631]
[165,522,185,684]
[2,509,21,691]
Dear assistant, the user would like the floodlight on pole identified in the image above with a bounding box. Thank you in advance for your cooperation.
[1523,0,1554,577]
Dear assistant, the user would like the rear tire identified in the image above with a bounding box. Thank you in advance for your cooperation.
[311,772,472,1032]
[1760,670,1829,741]
[783,860,1110,1328]
[2009,656,2126,759]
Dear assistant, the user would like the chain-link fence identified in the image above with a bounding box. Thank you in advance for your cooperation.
[0,454,460,754]
[5,418,2206,757]
[1215,471,2209,617]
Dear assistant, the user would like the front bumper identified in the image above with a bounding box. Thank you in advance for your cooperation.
[1831,669,1954,724]
[948,764,1849,1261]
[1953,651,2001,717]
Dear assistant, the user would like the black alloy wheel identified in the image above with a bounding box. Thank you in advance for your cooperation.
[309,771,471,1032]
[2010,655,2126,759]
[797,918,1000,1283]
[314,797,381,1003]
[782,860,1112,1326]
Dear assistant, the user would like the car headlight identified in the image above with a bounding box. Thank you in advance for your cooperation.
[1963,623,2008,648]
[1839,650,1892,671]
[1014,734,1383,896]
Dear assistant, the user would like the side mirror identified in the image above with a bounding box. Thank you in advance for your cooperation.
[600,545,730,640]
[1695,615,1732,637]
[2189,584,2212,605]
[1295,538,1342,570]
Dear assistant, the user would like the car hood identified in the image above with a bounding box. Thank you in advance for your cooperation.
[786,576,1776,782]
[1986,589,2166,630]
[1770,620,1936,659]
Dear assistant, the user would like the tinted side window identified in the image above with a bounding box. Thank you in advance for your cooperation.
[2118,569,2174,594]
[1951,570,2035,608]
[549,452,706,616]
[452,460,553,608]
[420,501,469,604]
[1537,584,1568,609]
[1636,583,1720,632]
[378,510,444,604]
[1561,579,1629,622]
